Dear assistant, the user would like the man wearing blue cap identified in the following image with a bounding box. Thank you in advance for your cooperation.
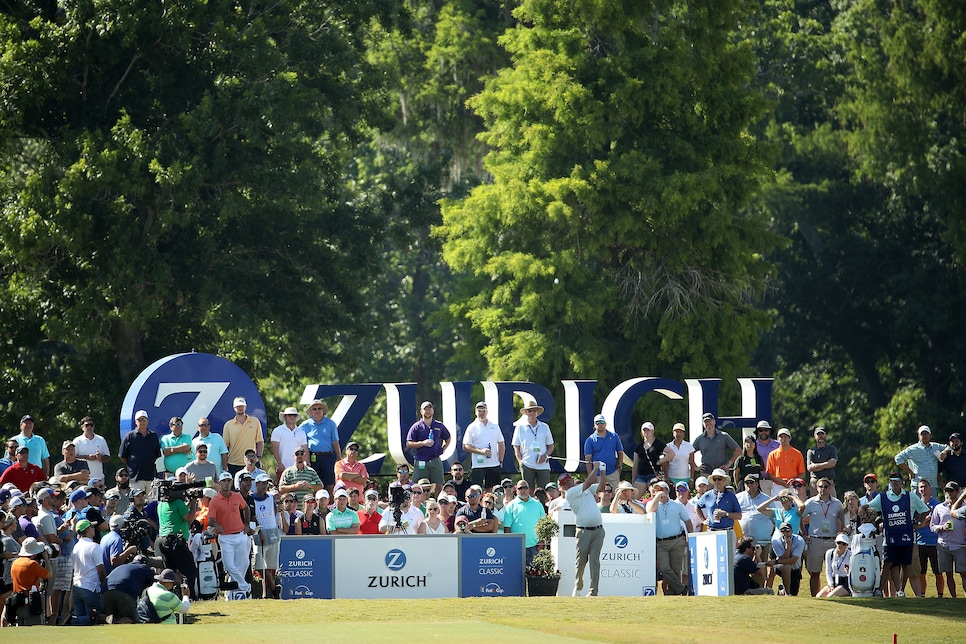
[584,414,624,490]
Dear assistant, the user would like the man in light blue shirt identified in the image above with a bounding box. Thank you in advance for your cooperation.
[896,425,946,493]
[300,399,341,493]
[192,418,228,472]
[646,480,693,595]
[14,414,50,476]
[502,479,546,566]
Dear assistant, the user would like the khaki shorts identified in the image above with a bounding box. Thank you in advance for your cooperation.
[805,537,835,573]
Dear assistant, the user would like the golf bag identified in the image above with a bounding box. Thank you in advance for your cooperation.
[190,528,221,600]
[849,529,881,597]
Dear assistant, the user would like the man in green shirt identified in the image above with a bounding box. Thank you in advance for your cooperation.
[147,568,190,624]
[157,486,198,599]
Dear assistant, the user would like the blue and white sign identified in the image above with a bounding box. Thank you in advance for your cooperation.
[278,536,334,599]
[119,352,266,441]
[334,536,459,599]
[459,533,525,597]
[688,530,734,596]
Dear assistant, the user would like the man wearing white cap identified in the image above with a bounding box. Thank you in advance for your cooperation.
[208,471,253,596]
[463,401,505,490]
[896,425,946,493]
[223,397,263,476]
[584,414,624,491]
[765,428,806,494]
[119,410,161,499]
[251,473,281,598]
[270,407,307,475]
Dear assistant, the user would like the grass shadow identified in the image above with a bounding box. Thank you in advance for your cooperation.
[833,596,966,620]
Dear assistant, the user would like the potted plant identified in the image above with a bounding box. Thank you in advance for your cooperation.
[526,515,561,596]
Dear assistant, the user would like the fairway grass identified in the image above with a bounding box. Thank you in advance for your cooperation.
[16,595,966,643]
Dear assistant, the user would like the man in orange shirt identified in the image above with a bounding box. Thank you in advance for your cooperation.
[207,472,253,597]
[765,428,806,494]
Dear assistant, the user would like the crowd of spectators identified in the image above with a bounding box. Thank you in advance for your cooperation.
[3,397,966,623]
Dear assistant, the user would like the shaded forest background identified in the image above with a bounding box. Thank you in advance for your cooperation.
[2,0,965,490]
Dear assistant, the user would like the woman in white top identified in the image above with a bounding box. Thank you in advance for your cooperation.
[816,533,851,597]
[418,500,448,534]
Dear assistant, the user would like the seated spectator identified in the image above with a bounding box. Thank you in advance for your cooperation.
[379,490,422,535]
[816,533,852,597]
[767,521,805,595]
[596,483,615,513]
[298,496,321,535]
[456,485,498,533]
[734,536,772,595]
[325,489,360,534]
[737,475,774,558]
[610,481,646,514]
[453,515,470,534]
[418,500,448,534]
[279,495,302,535]
[357,489,382,535]
[438,495,457,532]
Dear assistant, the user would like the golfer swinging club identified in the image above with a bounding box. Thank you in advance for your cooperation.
[557,460,605,597]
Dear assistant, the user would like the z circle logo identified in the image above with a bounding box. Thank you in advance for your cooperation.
[614,534,628,549]
[385,549,407,571]
[486,547,496,557]
[119,352,266,442]
[295,549,306,559]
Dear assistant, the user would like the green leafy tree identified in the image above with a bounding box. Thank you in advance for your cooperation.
[438,0,778,392]
[0,0,403,433]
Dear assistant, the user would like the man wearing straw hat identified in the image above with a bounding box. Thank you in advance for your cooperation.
[512,399,555,490]
[10,536,52,626]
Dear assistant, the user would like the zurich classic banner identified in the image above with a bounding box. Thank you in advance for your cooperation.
[276,534,525,599]
[119,352,267,441]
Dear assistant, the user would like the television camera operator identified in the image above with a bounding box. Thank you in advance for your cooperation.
[378,483,423,534]
[156,478,203,600]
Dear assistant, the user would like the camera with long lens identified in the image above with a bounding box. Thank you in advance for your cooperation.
[388,482,408,528]
[155,479,207,502]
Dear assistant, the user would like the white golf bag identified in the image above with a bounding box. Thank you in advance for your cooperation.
[849,530,881,597]
[191,529,221,600]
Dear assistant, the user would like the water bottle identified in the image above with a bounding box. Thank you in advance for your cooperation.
[428,427,434,443]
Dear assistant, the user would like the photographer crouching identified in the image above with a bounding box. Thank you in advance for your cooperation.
[156,478,203,600]
[6,537,51,626]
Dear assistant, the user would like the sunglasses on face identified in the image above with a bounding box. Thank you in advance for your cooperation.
[305,499,316,504]
[429,507,440,512]
[411,489,423,495]
[780,529,792,533]
[817,485,829,489]
[348,446,359,451]
[82,422,94,427]
[170,421,183,427]
[468,493,480,498]
[198,423,209,427]
[295,451,305,455]
[284,499,296,504]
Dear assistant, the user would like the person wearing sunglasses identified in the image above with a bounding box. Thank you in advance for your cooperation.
[184,444,219,487]
[801,476,845,595]
[278,447,324,503]
[72,416,111,482]
[502,480,544,565]
[335,441,369,497]
[455,485,498,533]
[270,407,307,476]
[233,449,267,490]
[192,418,229,473]
[766,521,806,595]
[160,417,192,477]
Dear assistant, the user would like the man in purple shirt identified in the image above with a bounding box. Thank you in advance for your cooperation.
[405,401,451,490]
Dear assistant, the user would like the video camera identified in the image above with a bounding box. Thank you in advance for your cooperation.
[121,518,154,552]
[388,482,409,529]
[155,479,207,502]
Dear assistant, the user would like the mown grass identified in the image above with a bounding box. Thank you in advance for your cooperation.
[19,595,966,643]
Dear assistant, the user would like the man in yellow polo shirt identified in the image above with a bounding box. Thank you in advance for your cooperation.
[223,397,263,476]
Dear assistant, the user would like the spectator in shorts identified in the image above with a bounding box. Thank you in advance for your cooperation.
[815,533,852,598]
[867,471,930,597]
[934,481,966,597]
[916,478,943,596]
[766,521,805,595]
[802,477,845,596]
[251,473,280,599]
